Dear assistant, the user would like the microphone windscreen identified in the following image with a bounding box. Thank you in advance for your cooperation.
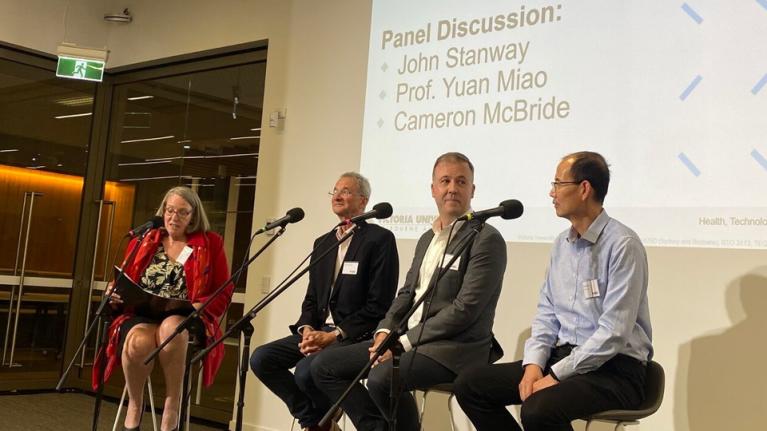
[151,215,164,228]
[500,199,524,220]
[373,202,393,219]
[287,207,305,223]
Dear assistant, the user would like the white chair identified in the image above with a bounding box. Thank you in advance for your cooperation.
[112,375,159,431]
[418,383,457,431]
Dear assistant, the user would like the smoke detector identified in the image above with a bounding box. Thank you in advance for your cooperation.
[104,8,132,23]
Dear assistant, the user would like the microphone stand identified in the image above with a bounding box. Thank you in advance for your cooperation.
[143,226,288,431]
[191,224,359,431]
[55,228,150,431]
[319,220,486,431]
[144,226,286,365]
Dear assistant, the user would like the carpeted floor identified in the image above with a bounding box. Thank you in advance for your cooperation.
[0,391,226,430]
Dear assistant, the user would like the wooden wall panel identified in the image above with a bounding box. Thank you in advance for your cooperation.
[0,164,135,278]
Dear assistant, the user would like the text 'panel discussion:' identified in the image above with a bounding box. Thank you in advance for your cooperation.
[0,1,765,430]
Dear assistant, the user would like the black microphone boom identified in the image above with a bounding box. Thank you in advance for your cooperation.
[458,199,524,222]
[257,207,305,234]
[127,216,164,237]
[348,202,393,224]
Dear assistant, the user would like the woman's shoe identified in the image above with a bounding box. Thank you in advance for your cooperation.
[124,397,144,431]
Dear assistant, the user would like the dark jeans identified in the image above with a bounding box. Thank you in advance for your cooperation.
[249,328,346,428]
[311,341,456,431]
[454,346,647,431]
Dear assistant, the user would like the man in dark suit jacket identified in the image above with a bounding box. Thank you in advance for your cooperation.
[250,172,399,431]
[311,153,507,431]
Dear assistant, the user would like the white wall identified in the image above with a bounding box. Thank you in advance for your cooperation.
[0,0,110,55]
[2,1,766,430]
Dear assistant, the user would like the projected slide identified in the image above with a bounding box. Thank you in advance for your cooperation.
[360,0,767,249]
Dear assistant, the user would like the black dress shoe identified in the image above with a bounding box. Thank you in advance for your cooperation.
[123,427,140,431]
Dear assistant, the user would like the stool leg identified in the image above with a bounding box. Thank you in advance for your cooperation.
[418,390,427,430]
[148,376,158,431]
[447,393,456,431]
[113,384,129,431]
[186,367,194,430]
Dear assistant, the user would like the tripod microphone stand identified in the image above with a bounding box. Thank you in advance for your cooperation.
[191,223,359,431]
[141,226,288,431]
[56,227,151,431]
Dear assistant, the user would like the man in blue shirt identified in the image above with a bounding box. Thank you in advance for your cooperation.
[454,151,653,431]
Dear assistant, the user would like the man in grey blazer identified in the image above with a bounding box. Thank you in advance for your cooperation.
[311,152,507,431]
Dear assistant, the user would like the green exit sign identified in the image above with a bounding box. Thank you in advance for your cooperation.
[56,56,105,82]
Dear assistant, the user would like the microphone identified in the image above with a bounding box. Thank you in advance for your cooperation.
[127,216,164,237]
[256,207,305,234]
[457,199,524,222]
[343,202,394,225]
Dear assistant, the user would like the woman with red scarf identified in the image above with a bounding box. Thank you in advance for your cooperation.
[99,186,234,431]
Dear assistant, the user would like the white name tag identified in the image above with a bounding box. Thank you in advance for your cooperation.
[441,254,461,271]
[176,246,194,265]
[342,261,359,275]
[582,279,600,299]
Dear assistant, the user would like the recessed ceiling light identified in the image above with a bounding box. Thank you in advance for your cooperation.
[145,152,258,162]
[118,160,173,167]
[119,175,195,182]
[54,112,93,119]
[55,96,94,107]
[120,135,175,144]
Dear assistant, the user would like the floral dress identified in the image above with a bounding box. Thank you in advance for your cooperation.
[139,245,188,299]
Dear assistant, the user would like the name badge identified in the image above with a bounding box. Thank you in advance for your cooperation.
[441,254,461,271]
[582,279,600,299]
[176,246,194,265]
[342,261,359,275]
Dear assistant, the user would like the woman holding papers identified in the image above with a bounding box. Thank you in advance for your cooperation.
[96,186,234,431]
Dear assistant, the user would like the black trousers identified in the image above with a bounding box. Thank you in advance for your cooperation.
[311,341,456,431]
[249,328,346,428]
[454,346,647,431]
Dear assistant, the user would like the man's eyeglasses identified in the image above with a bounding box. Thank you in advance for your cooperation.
[550,180,582,190]
[165,207,192,217]
[328,188,359,197]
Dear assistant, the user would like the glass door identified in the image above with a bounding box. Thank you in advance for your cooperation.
[0,52,96,388]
